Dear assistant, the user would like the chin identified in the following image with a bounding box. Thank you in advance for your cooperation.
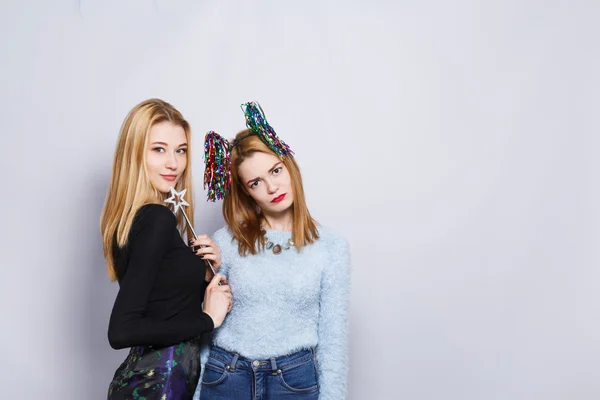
[268,200,293,214]
[153,182,174,194]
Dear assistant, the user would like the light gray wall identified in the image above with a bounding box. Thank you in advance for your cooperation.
[0,1,597,399]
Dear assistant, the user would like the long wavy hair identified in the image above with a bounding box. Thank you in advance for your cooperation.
[100,99,194,281]
[223,129,319,256]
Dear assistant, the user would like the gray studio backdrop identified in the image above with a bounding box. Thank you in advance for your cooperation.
[0,1,598,399]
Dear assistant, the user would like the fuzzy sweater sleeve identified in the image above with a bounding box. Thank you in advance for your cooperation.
[316,235,351,400]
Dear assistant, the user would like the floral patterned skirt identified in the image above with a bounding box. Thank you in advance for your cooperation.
[107,338,201,400]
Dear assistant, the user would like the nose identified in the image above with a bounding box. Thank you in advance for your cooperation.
[165,152,178,171]
[265,179,278,195]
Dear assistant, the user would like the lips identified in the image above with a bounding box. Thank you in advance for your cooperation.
[161,174,178,182]
[271,193,287,203]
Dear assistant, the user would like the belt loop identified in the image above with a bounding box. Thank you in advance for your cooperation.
[228,353,239,372]
[270,357,280,375]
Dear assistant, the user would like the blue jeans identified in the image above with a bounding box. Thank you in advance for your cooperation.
[199,346,320,400]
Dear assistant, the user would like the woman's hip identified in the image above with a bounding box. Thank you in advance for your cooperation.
[200,346,319,400]
[108,338,201,400]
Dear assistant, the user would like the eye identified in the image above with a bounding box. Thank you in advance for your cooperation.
[152,147,165,153]
[249,180,261,189]
[176,148,187,154]
[272,167,282,175]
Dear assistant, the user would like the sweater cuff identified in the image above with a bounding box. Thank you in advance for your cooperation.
[199,312,215,332]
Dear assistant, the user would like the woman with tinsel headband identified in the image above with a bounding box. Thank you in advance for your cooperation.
[194,102,351,400]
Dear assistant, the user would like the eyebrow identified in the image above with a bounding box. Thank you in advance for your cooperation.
[151,142,188,147]
[246,161,283,185]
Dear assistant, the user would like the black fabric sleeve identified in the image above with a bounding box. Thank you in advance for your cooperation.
[107,205,214,349]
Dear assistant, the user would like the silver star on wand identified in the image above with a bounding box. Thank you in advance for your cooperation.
[165,187,216,276]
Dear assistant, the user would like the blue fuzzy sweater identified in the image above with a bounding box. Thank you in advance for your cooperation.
[193,226,351,400]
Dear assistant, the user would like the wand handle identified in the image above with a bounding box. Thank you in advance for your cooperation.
[181,209,217,277]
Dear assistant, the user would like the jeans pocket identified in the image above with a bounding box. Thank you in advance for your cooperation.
[202,362,228,386]
[278,358,319,393]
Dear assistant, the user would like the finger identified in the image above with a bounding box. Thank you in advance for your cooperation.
[216,285,231,294]
[208,273,225,288]
[204,252,220,260]
[201,254,217,261]
[193,235,212,246]
[195,246,214,255]
[188,235,215,246]
[210,274,227,286]
[193,249,209,257]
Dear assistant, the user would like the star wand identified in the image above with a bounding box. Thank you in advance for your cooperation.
[164,187,217,276]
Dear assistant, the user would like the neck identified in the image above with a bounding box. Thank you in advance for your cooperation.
[262,208,293,232]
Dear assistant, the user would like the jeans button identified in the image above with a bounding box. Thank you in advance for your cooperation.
[253,360,260,367]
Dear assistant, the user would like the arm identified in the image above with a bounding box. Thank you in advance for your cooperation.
[316,236,351,400]
[107,205,214,349]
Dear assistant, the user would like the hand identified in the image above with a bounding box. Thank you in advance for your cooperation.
[202,274,232,329]
[189,235,222,281]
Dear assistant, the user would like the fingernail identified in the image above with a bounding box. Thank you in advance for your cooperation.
[188,239,194,246]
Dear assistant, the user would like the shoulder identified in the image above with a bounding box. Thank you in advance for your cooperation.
[315,226,351,276]
[213,226,234,243]
[316,225,349,249]
[213,225,232,238]
[315,226,350,263]
[133,204,176,229]
[116,205,176,259]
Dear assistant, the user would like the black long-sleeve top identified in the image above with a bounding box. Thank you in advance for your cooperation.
[107,204,214,349]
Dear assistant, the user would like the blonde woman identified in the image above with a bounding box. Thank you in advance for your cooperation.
[195,103,351,400]
[100,98,231,400]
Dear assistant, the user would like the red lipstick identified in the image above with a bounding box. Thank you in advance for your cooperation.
[271,193,286,203]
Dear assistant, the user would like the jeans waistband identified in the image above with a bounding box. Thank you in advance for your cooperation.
[209,346,315,372]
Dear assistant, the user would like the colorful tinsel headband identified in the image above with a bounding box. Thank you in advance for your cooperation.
[203,131,231,201]
[203,101,294,201]
[240,101,294,157]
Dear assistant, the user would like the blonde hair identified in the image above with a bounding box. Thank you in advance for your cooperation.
[223,129,319,255]
[100,99,195,281]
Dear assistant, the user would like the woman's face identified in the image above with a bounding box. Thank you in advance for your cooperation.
[146,121,188,193]
[237,151,294,216]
